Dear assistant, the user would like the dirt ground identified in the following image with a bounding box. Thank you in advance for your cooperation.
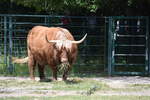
[94,76,150,96]
[0,76,150,97]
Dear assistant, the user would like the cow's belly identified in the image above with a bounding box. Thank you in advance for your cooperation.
[31,47,48,65]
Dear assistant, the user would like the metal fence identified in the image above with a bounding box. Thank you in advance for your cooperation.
[0,14,106,75]
[0,14,150,76]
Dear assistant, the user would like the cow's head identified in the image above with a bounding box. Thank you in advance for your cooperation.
[46,33,87,71]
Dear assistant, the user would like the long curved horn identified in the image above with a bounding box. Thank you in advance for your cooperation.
[46,33,87,44]
[71,34,87,44]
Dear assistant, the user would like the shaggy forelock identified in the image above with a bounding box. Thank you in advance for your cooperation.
[55,40,72,51]
[55,30,72,51]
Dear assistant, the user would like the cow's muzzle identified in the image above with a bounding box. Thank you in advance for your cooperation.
[61,57,68,63]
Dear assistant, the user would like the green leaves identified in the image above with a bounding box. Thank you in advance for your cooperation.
[11,0,99,14]
[5,0,150,15]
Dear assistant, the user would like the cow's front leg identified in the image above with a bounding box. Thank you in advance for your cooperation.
[38,64,46,81]
[51,66,57,81]
[62,66,71,81]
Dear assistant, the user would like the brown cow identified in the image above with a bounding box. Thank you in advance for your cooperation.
[13,26,87,81]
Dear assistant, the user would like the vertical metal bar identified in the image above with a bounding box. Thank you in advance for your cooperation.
[4,16,7,68]
[104,17,108,72]
[44,16,47,26]
[8,16,13,74]
[47,16,51,27]
[107,17,113,76]
[83,17,87,65]
[111,18,116,75]
[146,17,150,75]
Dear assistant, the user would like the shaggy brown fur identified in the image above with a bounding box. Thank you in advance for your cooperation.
[13,26,86,81]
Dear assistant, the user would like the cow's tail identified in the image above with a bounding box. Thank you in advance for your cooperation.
[12,57,29,64]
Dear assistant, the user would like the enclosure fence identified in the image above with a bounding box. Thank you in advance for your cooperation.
[0,14,150,76]
[0,14,106,75]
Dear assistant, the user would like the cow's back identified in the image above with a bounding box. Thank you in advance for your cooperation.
[27,26,77,65]
[28,26,75,47]
[28,26,58,47]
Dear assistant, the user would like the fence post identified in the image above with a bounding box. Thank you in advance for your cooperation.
[104,17,108,73]
[147,17,150,75]
[4,16,8,68]
[107,17,113,76]
[7,16,13,74]
[145,17,148,75]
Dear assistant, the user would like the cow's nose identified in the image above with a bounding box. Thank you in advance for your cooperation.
[61,58,68,63]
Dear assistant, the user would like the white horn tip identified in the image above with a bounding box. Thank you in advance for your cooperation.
[85,33,87,37]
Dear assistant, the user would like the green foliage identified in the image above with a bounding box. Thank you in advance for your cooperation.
[10,0,102,14]
[1,0,150,15]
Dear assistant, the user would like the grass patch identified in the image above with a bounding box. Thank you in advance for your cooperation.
[51,78,108,91]
[0,78,53,88]
[0,77,108,91]
[131,84,150,87]
[103,84,150,92]
[1,96,150,100]
[129,84,150,90]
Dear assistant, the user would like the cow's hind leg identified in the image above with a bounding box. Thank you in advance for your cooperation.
[28,48,36,80]
[28,56,36,80]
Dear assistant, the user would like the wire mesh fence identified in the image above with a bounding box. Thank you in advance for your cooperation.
[0,14,107,76]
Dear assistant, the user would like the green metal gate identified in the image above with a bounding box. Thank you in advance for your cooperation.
[108,16,149,75]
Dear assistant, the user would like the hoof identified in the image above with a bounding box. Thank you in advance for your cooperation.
[30,77,35,81]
